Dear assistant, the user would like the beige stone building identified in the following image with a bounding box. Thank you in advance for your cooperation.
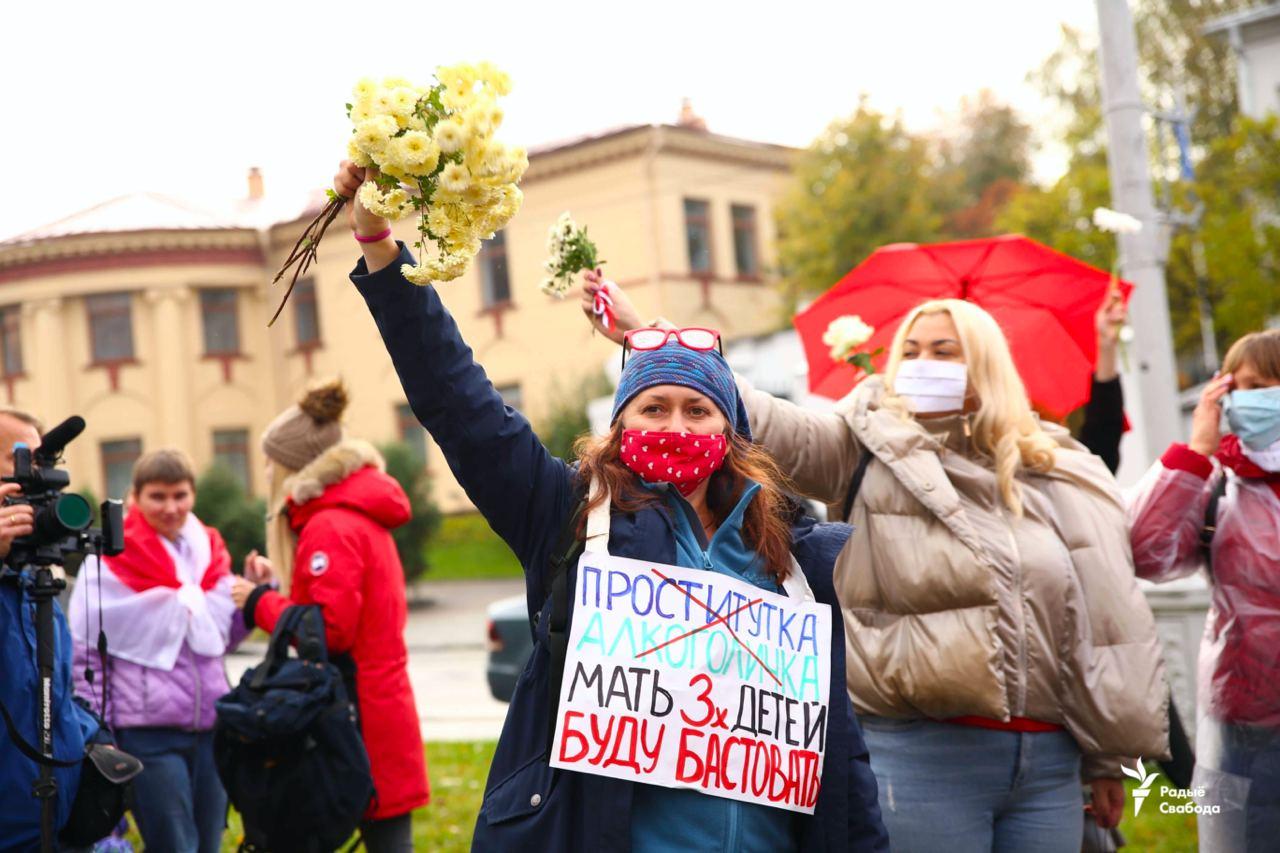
[0,120,794,513]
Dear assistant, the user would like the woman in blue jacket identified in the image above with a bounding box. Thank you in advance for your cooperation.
[336,161,887,852]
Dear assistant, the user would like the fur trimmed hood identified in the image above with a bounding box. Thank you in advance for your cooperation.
[284,439,385,506]
[281,439,410,534]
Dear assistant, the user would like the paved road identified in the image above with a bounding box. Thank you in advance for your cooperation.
[227,578,524,742]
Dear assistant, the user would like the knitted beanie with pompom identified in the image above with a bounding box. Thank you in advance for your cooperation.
[261,378,349,471]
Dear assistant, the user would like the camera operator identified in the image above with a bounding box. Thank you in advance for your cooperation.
[0,407,100,852]
[0,408,40,549]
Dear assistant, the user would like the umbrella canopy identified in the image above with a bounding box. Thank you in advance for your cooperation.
[793,234,1134,418]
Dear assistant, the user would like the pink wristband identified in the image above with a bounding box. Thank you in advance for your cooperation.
[355,228,392,243]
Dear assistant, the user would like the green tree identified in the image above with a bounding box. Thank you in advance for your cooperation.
[1002,2,1274,385]
[775,104,951,306]
[379,441,442,583]
[536,371,612,461]
[939,89,1034,237]
[193,466,266,570]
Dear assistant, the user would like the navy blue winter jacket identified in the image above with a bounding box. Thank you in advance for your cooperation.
[353,246,888,852]
[0,572,98,852]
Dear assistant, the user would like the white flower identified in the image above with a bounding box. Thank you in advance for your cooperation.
[823,315,875,361]
[1092,207,1143,235]
[541,276,571,298]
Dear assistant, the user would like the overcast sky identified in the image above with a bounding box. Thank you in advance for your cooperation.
[1,0,1100,239]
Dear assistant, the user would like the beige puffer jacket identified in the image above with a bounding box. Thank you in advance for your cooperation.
[743,376,1170,778]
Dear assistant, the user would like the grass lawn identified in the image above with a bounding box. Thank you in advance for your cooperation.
[423,513,522,580]
[1117,771,1199,851]
[123,746,1196,851]
[123,741,499,851]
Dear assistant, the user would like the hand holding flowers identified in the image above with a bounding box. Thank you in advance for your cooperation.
[1091,206,1140,370]
[272,62,528,324]
[540,212,602,298]
[824,315,882,376]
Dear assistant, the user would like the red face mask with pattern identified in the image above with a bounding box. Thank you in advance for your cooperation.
[620,429,729,496]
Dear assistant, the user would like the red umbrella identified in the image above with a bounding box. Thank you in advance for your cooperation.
[793,234,1134,419]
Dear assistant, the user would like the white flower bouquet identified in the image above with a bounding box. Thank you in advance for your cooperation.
[824,315,882,375]
[539,212,603,298]
[271,62,528,323]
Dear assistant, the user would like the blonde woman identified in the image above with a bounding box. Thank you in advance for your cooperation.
[583,278,1169,852]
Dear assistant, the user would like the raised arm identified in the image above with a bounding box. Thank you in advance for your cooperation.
[738,376,861,507]
[336,163,575,574]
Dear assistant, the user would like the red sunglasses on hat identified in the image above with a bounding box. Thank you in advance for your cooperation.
[621,327,722,369]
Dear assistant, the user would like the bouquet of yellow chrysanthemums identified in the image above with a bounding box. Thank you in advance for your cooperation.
[271,62,528,323]
[540,212,603,298]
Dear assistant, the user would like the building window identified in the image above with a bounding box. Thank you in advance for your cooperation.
[684,199,712,275]
[294,277,320,348]
[101,438,142,500]
[86,293,135,363]
[0,306,22,376]
[496,383,523,412]
[731,204,760,278]
[480,231,512,308]
[200,289,241,355]
[395,403,428,464]
[212,429,251,492]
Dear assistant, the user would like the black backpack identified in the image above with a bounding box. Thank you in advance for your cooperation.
[214,605,373,852]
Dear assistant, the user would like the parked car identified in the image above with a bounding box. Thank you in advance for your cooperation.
[486,594,533,702]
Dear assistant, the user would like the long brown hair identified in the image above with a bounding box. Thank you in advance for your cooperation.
[572,423,796,581]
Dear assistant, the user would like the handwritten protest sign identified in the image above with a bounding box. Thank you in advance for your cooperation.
[549,552,832,813]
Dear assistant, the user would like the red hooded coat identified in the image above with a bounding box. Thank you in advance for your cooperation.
[252,448,429,820]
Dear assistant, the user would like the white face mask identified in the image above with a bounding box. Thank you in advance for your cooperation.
[1242,437,1280,472]
[893,359,969,414]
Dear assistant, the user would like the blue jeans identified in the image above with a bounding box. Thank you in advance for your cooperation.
[116,728,227,853]
[1194,718,1280,853]
[861,718,1083,853]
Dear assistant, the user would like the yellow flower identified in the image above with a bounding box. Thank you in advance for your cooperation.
[382,75,413,90]
[437,63,477,96]
[499,147,529,184]
[438,162,470,194]
[402,262,434,286]
[349,98,373,124]
[380,163,408,182]
[394,131,440,176]
[353,78,379,101]
[347,138,373,168]
[388,87,419,119]
[475,61,512,97]
[433,118,466,154]
[426,207,454,238]
[353,115,397,156]
[464,102,495,138]
[462,182,496,207]
[358,182,412,220]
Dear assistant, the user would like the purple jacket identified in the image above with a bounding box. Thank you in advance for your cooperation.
[73,618,249,731]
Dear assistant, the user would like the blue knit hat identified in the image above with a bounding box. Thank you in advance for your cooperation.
[611,342,751,440]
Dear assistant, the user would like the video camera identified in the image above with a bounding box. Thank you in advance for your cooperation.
[2,415,124,568]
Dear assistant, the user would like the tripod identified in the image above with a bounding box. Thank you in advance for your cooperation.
[27,563,67,853]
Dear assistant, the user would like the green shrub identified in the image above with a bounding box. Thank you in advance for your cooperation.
[193,465,266,569]
[380,441,442,583]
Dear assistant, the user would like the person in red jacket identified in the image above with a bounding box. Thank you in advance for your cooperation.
[230,380,428,853]
[1128,329,1280,851]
